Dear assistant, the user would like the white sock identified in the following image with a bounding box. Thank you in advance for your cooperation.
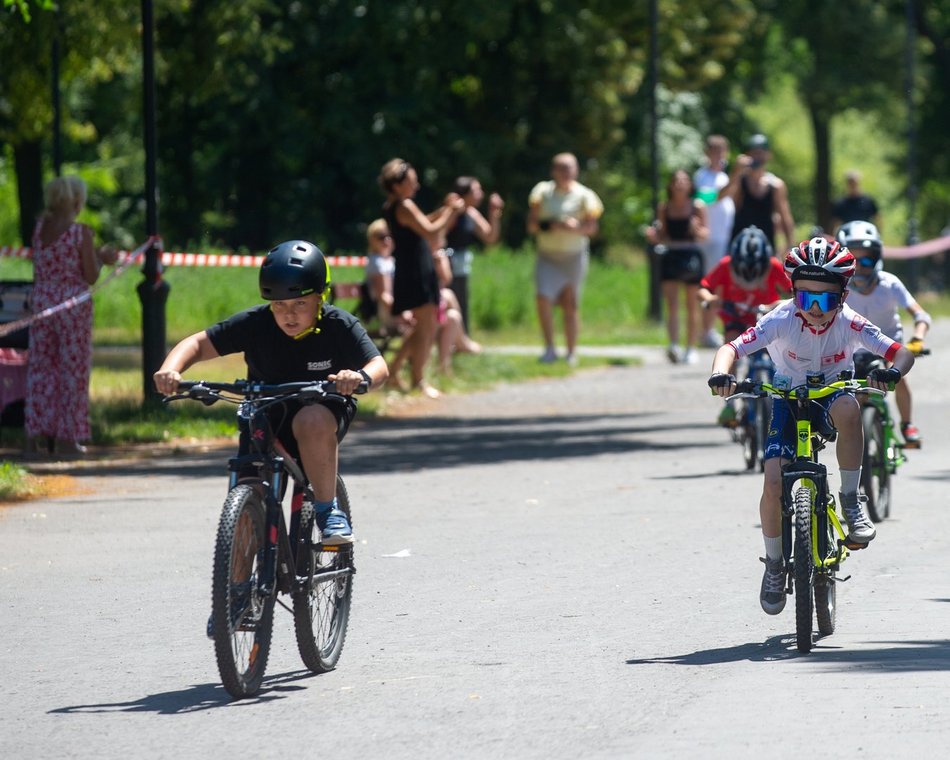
[839,468,861,495]
[763,534,782,562]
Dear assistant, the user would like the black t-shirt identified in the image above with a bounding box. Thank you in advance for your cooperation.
[832,194,878,224]
[206,303,380,382]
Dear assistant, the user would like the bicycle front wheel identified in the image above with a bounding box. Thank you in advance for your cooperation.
[211,484,275,698]
[861,405,891,522]
[293,475,354,672]
[793,487,814,654]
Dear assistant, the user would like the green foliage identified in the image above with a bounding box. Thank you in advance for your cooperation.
[0,460,32,501]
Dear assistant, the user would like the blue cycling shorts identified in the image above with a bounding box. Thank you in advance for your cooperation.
[763,390,847,461]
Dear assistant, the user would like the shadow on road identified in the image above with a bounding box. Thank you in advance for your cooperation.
[626,636,950,671]
[48,669,317,714]
[34,412,721,480]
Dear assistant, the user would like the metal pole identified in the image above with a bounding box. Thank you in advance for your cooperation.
[905,0,920,291]
[647,0,661,320]
[138,0,169,406]
[51,22,62,176]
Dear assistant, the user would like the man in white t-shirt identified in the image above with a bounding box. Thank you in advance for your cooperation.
[694,135,736,346]
[526,153,604,366]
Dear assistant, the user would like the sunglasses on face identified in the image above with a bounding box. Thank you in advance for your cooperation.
[857,256,878,267]
[795,290,842,312]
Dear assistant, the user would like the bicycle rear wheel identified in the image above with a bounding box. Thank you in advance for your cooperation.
[861,405,891,522]
[211,484,275,698]
[293,474,354,672]
[793,487,814,654]
[814,500,837,637]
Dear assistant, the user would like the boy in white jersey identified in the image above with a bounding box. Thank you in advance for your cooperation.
[836,221,930,447]
[707,237,916,615]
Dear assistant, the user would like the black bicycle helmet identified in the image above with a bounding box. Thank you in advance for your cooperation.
[836,220,883,264]
[729,225,773,283]
[259,240,331,300]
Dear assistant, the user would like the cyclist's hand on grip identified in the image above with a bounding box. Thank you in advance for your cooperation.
[153,369,182,395]
[329,370,365,396]
[867,366,901,391]
[708,372,736,397]
[906,337,925,356]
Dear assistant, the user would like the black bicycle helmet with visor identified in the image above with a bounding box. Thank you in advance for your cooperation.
[729,225,773,286]
[259,240,332,301]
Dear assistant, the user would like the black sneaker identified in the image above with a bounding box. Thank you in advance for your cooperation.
[759,557,787,615]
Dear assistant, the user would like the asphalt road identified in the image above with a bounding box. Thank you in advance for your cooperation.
[2,324,950,759]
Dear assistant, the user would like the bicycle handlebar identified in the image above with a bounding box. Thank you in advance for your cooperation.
[163,378,369,406]
[726,377,887,403]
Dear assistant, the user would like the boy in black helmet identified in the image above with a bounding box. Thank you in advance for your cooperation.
[154,240,389,544]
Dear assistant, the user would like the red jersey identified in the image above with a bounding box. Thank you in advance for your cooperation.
[701,256,792,328]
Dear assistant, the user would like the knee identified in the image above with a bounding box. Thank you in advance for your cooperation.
[830,395,860,428]
[292,405,337,445]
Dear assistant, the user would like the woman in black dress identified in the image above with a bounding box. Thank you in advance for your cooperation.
[379,158,463,397]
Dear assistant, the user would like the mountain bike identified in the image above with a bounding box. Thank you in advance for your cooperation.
[853,347,929,523]
[165,379,365,698]
[728,374,885,654]
[734,349,774,472]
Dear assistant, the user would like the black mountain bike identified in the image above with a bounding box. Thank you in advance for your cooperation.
[166,379,364,698]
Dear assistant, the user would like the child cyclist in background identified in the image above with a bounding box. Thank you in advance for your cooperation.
[697,225,791,426]
[154,240,389,545]
[836,221,930,447]
[707,237,915,615]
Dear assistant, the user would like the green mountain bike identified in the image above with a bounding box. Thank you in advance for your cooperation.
[729,375,885,653]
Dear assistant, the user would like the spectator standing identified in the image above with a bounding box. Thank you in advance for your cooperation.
[25,176,116,458]
[379,158,463,398]
[645,169,709,364]
[444,176,504,332]
[721,134,795,254]
[694,135,736,346]
[526,152,604,366]
[831,170,880,230]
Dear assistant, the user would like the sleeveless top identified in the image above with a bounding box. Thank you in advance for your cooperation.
[382,199,439,311]
[732,174,775,246]
[445,211,478,276]
[30,220,91,310]
[663,204,700,246]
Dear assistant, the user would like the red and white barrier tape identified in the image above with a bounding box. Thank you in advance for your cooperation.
[0,235,158,339]
[0,245,367,268]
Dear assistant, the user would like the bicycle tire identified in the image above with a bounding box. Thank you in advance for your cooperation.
[211,484,275,699]
[753,397,769,473]
[293,474,354,672]
[861,405,891,522]
[814,499,837,637]
[793,487,814,654]
[741,416,757,471]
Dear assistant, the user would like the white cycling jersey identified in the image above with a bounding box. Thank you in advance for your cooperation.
[728,299,900,386]
[845,272,915,342]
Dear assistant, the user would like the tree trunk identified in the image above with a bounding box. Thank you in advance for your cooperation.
[14,140,43,246]
[809,106,832,233]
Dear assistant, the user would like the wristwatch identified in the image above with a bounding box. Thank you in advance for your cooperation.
[358,369,372,388]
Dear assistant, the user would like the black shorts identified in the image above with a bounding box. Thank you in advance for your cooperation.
[237,397,357,463]
[660,247,704,284]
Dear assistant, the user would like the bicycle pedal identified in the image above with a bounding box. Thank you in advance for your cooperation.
[843,540,869,551]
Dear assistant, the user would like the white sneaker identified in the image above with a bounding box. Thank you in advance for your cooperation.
[565,353,578,367]
[666,345,681,364]
[539,347,557,364]
[683,348,699,365]
[702,329,723,348]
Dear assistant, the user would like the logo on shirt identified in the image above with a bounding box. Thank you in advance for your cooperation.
[850,315,867,332]
[308,360,332,371]
[821,351,845,366]
[740,327,757,345]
